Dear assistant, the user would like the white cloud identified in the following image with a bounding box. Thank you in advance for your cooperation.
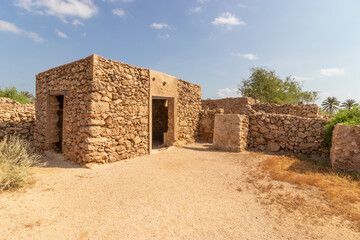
[319,68,345,77]
[15,0,98,21]
[216,88,239,98]
[0,19,44,42]
[0,20,22,34]
[112,8,126,17]
[212,12,245,29]
[157,33,170,39]
[150,22,171,30]
[231,52,258,60]
[197,0,209,3]
[72,19,84,26]
[120,0,135,2]
[189,7,202,14]
[56,28,68,38]
[238,4,247,8]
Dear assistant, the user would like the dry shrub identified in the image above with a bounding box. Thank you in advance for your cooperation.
[262,155,360,230]
[0,135,44,190]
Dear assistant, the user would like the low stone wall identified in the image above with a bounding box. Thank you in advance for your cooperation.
[252,102,319,118]
[247,113,328,156]
[213,114,249,152]
[198,108,223,142]
[0,98,35,140]
[202,97,257,115]
[202,97,319,118]
[330,124,360,172]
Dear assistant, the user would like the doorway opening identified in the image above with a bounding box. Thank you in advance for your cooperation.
[152,99,168,149]
[46,94,64,152]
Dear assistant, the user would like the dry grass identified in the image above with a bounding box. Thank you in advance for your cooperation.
[0,135,45,190]
[261,155,360,230]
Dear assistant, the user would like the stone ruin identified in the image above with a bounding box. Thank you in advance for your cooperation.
[34,54,201,164]
[0,57,359,172]
[200,97,329,157]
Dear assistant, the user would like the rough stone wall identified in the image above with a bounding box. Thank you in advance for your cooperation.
[252,102,319,118]
[330,124,360,172]
[202,97,257,115]
[198,108,223,142]
[90,55,150,163]
[35,55,94,163]
[213,114,249,152]
[0,98,35,140]
[177,79,202,144]
[247,113,328,156]
[202,97,319,118]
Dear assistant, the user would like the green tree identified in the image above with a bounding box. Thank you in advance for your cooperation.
[0,87,34,104]
[324,106,360,148]
[341,99,358,110]
[237,67,318,104]
[321,97,340,114]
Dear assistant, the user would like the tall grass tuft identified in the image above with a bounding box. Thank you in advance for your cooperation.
[0,136,44,190]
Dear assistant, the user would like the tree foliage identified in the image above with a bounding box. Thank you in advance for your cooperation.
[238,67,318,104]
[324,106,360,149]
[321,97,340,114]
[0,87,35,104]
[341,99,358,111]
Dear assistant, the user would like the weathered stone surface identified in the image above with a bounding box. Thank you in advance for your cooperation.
[0,97,35,140]
[213,114,249,152]
[330,124,360,173]
[247,113,328,156]
[202,97,319,118]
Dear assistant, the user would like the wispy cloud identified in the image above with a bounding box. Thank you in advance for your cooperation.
[212,12,245,29]
[0,19,44,42]
[14,0,98,22]
[319,68,345,77]
[150,22,171,30]
[56,28,68,38]
[197,0,209,3]
[72,19,84,26]
[217,88,239,98]
[231,52,258,60]
[238,4,247,8]
[112,8,126,17]
[189,7,202,14]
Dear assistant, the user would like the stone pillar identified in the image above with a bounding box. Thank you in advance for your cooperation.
[330,124,360,173]
[213,114,249,152]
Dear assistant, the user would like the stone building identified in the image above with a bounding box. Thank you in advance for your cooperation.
[34,54,201,164]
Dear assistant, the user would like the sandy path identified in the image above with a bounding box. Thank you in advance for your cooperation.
[0,143,358,240]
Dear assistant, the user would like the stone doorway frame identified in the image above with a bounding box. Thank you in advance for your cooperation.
[149,96,175,152]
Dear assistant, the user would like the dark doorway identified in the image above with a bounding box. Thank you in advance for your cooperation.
[152,99,168,149]
[46,94,64,152]
[55,95,64,152]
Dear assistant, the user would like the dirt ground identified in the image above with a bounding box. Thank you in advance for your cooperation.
[0,143,358,240]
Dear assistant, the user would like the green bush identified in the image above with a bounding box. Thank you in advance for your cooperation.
[324,106,360,149]
[0,136,44,190]
[0,87,35,104]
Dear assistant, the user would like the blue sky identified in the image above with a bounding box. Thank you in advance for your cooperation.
[0,0,359,105]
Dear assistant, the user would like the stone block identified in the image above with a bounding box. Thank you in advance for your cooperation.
[330,124,360,173]
[213,114,249,152]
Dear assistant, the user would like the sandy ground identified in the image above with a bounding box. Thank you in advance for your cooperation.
[0,143,358,240]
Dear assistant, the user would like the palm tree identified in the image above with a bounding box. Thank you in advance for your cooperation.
[341,99,358,110]
[321,97,340,114]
